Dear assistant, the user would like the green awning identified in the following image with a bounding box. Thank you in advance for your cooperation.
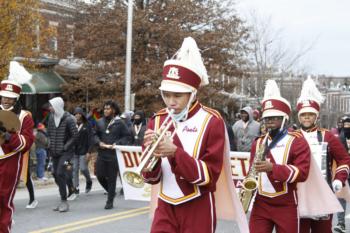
[21,71,66,94]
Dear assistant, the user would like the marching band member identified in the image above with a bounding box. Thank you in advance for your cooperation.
[141,37,248,233]
[0,79,34,233]
[296,77,350,233]
[249,80,311,233]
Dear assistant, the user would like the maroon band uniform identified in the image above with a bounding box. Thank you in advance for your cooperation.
[142,102,225,233]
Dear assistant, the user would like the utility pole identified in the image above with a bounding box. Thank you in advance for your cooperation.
[124,0,133,111]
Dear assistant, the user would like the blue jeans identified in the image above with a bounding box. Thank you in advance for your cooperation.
[36,148,47,178]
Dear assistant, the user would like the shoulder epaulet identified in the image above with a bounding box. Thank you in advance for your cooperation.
[294,129,301,133]
[201,105,222,119]
[318,128,329,132]
[154,108,167,117]
[288,131,303,138]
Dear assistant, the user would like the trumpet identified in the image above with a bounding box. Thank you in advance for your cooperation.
[137,109,175,173]
[123,109,175,188]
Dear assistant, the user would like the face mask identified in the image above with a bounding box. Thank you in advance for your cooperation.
[134,118,142,125]
[343,128,350,138]
[172,107,188,122]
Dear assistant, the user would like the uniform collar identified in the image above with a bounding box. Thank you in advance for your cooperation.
[186,100,201,120]
[302,126,318,133]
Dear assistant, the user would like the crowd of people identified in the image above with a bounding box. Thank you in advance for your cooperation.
[0,37,350,233]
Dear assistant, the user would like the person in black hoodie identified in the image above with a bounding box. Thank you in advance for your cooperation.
[47,97,78,212]
[67,107,93,201]
[94,100,131,209]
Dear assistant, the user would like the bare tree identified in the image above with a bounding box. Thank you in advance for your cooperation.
[62,0,251,118]
[247,11,315,98]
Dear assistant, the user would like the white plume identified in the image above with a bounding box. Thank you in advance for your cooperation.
[263,79,281,101]
[173,37,208,85]
[8,61,32,84]
[297,76,324,104]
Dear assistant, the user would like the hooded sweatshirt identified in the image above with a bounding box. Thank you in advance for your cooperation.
[232,106,261,152]
[49,97,65,127]
[47,97,78,157]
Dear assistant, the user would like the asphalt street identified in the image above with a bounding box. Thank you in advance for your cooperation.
[11,178,350,233]
[12,179,239,233]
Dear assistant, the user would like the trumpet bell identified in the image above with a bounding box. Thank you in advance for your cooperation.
[123,171,145,188]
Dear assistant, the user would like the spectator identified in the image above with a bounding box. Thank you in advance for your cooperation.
[331,117,345,138]
[131,110,147,146]
[68,107,94,201]
[216,109,236,151]
[335,116,350,233]
[252,109,261,122]
[94,100,131,209]
[47,97,78,213]
[232,106,260,152]
[120,111,134,145]
[35,123,49,181]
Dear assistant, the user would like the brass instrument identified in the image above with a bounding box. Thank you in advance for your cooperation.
[137,110,175,173]
[124,109,175,188]
[239,133,268,213]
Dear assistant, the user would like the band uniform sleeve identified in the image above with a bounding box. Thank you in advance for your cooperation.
[326,131,350,184]
[173,116,225,187]
[270,136,311,183]
[141,118,162,184]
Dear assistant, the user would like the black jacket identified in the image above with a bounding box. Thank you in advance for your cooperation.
[47,112,78,157]
[75,121,93,155]
[94,116,132,161]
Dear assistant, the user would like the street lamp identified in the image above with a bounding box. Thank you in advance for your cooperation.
[124,0,133,111]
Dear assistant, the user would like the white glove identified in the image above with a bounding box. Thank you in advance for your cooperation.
[332,179,342,193]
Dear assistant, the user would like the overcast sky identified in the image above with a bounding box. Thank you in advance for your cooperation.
[235,0,350,77]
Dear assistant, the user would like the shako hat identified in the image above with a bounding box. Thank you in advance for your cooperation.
[160,37,209,93]
[296,76,324,117]
[261,79,291,119]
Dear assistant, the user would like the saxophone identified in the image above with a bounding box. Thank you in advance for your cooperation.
[239,134,268,213]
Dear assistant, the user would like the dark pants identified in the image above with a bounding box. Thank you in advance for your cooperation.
[96,156,118,202]
[26,162,35,203]
[52,154,72,201]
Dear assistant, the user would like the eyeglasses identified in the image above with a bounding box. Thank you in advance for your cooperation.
[264,116,283,122]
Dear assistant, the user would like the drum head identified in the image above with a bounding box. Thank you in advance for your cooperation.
[0,110,21,132]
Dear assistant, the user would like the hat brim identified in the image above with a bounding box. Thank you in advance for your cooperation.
[159,80,194,93]
[298,107,319,117]
[0,90,19,98]
[262,110,289,119]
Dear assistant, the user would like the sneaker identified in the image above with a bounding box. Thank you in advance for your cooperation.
[38,177,48,181]
[104,201,114,210]
[26,200,38,209]
[67,193,78,201]
[334,223,346,233]
[58,201,69,212]
[85,181,92,194]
